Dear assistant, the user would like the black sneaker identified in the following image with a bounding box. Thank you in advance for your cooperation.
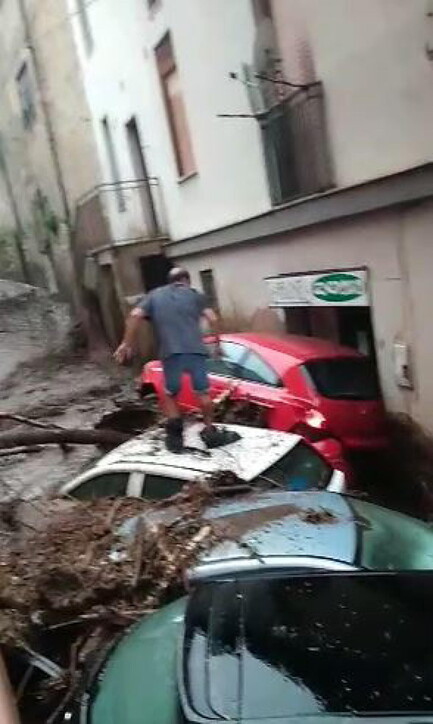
[165,418,184,453]
[200,425,241,449]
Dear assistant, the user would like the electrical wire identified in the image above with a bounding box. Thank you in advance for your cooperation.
[254,72,315,90]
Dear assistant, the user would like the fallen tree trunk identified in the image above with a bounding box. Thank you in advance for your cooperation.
[0,428,130,451]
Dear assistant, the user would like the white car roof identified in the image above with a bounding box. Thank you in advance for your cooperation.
[94,423,301,482]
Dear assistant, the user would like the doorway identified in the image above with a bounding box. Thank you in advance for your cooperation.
[284,305,376,358]
[337,307,376,359]
[140,254,172,292]
[125,117,158,235]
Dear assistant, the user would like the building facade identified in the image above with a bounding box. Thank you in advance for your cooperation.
[24,0,433,431]
[0,0,101,300]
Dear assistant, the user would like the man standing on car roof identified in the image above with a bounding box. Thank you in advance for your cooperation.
[114,267,239,453]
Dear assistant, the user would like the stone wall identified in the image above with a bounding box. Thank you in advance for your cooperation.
[0,280,72,382]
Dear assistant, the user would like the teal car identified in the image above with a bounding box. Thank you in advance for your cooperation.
[69,491,433,723]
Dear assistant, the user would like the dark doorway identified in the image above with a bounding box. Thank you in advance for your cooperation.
[140,254,172,292]
[98,264,124,347]
[126,116,158,235]
[338,307,376,359]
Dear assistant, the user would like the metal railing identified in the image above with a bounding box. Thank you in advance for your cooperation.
[74,177,168,254]
[259,82,334,206]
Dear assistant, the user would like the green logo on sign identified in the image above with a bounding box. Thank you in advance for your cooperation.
[312,273,364,302]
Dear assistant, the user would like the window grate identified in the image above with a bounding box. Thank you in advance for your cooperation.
[260,82,334,205]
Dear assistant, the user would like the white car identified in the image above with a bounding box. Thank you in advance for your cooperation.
[60,423,345,501]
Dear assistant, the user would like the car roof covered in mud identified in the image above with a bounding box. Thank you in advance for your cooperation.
[97,423,301,481]
[117,490,433,578]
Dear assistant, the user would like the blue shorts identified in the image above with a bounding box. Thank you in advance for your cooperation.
[163,353,209,396]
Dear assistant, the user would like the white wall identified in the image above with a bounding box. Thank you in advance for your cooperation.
[69,0,433,245]
[176,208,411,416]
[68,0,271,242]
[274,0,433,187]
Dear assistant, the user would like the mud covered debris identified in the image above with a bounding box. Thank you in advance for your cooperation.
[0,482,223,718]
[301,508,337,524]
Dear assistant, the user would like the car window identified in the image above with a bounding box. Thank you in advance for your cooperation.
[255,442,331,490]
[144,474,185,500]
[303,357,380,400]
[205,341,246,378]
[183,581,240,721]
[241,572,433,717]
[183,572,433,719]
[71,472,129,500]
[350,498,433,571]
[237,351,281,387]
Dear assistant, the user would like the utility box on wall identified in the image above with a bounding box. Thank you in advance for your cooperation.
[394,342,413,389]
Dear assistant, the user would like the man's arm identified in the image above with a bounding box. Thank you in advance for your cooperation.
[202,307,222,355]
[114,307,148,364]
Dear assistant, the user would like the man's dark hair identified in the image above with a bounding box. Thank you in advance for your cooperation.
[168,267,191,284]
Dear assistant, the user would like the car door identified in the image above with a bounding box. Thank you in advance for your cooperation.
[205,341,247,399]
[232,349,302,431]
[142,472,187,501]
[175,341,246,410]
[68,471,132,500]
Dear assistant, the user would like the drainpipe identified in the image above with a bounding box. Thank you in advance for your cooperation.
[0,135,30,282]
[16,0,72,228]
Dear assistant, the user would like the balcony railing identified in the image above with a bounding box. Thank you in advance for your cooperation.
[259,82,334,206]
[74,177,168,254]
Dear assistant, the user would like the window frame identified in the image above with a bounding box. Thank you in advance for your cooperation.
[205,341,282,388]
[76,0,94,55]
[143,472,187,501]
[200,269,219,310]
[155,32,196,178]
[254,440,332,491]
[237,349,282,387]
[64,468,142,499]
[302,356,381,401]
[16,61,36,130]
[101,116,126,212]
[142,466,200,500]
[205,341,248,379]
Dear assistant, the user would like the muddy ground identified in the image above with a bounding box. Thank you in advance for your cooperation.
[0,352,135,500]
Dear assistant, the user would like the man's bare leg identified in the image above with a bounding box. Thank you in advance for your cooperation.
[197,393,214,429]
[162,393,184,452]
[162,393,182,420]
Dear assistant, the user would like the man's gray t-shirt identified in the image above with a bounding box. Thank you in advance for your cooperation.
[138,283,208,359]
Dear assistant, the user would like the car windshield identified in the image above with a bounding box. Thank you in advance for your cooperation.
[182,572,433,720]
[303,357,380,400]
[351,497,433,570]
[254,442,332,491]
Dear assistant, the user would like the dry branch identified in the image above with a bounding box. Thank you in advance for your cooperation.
[0,445,44,457]
[0,428,129,451]
[0,412,64,430]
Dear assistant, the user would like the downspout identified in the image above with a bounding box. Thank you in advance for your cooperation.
[0,134,30,282]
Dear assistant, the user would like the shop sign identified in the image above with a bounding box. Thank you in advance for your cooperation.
[266,269,369,307]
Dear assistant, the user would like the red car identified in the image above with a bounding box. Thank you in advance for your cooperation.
[141,333,388,472]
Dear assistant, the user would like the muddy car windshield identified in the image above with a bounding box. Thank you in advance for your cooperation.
[303,357,381,400]
[254,442,332,491]
[182,572,433,720]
